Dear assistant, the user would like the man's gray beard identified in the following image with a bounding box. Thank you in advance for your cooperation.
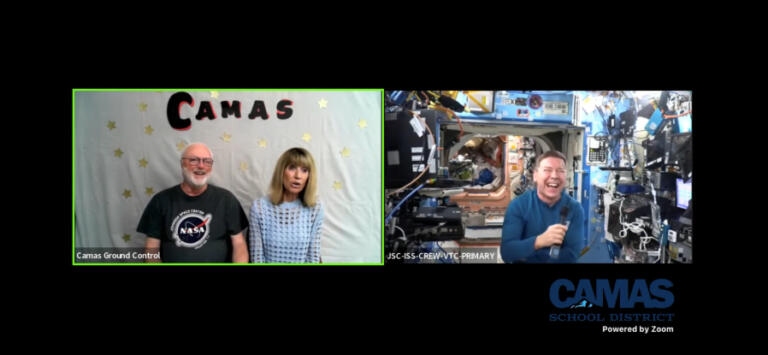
[183,170,209,189]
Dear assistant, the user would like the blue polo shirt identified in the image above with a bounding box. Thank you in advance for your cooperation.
[501,189,584,263]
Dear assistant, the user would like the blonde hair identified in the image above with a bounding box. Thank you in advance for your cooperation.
[269,147,318,207]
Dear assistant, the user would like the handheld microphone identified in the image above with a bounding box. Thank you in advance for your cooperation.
[549,206,570,259]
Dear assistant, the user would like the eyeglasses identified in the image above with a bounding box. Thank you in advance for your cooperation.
[183,157,214,167]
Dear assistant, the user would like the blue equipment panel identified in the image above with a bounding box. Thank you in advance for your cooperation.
[456,91,575,124]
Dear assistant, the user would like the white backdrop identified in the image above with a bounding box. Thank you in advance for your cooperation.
[74,90,382,263]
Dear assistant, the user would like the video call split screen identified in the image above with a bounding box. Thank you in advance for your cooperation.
[73,90,693,265]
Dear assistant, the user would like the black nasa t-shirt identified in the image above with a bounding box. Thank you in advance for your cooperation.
[137,184,248,262]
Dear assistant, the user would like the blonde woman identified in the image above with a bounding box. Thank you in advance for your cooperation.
[249,147,323,263]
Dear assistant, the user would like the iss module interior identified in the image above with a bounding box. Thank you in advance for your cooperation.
[384,90,692,264]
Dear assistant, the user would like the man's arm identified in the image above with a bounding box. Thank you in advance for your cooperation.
[559,205,585,263]
[500,202,538,262]
[144,237,162,263]
[231,232,249,263]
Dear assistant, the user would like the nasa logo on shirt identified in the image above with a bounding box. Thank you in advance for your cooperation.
[170,210,213,249]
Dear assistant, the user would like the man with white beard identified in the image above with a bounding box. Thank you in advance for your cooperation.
[137,143,249,263]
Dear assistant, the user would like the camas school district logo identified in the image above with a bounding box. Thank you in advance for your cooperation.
[171,210,213,249]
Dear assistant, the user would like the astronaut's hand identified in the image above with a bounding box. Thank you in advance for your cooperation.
[534,224,568,250]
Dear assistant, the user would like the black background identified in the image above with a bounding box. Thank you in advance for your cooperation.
[56,51,713,339]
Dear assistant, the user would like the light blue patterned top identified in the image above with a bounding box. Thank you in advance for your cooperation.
[249,197,323,263]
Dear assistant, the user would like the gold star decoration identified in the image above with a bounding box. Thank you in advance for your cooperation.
[302,133,312,142]
[357,119,367,129]
[139,158,148,168]
[144,125,154,135]
[240,162,248,172]
[258,139,267,148]
[333,181,342,190]
[318,98,328,108]
[176,141,187,152]
[122,189,132,198]
[122,234,131,242]
[107,121,116,130]
[145,187,154,196]
[138,102,148,112]
[221,132,232,142]
[114,148,123,158]
[210,91,220,99]
[341,147,351,158]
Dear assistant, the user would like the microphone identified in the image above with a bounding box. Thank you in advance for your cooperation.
[549,206,570,259]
